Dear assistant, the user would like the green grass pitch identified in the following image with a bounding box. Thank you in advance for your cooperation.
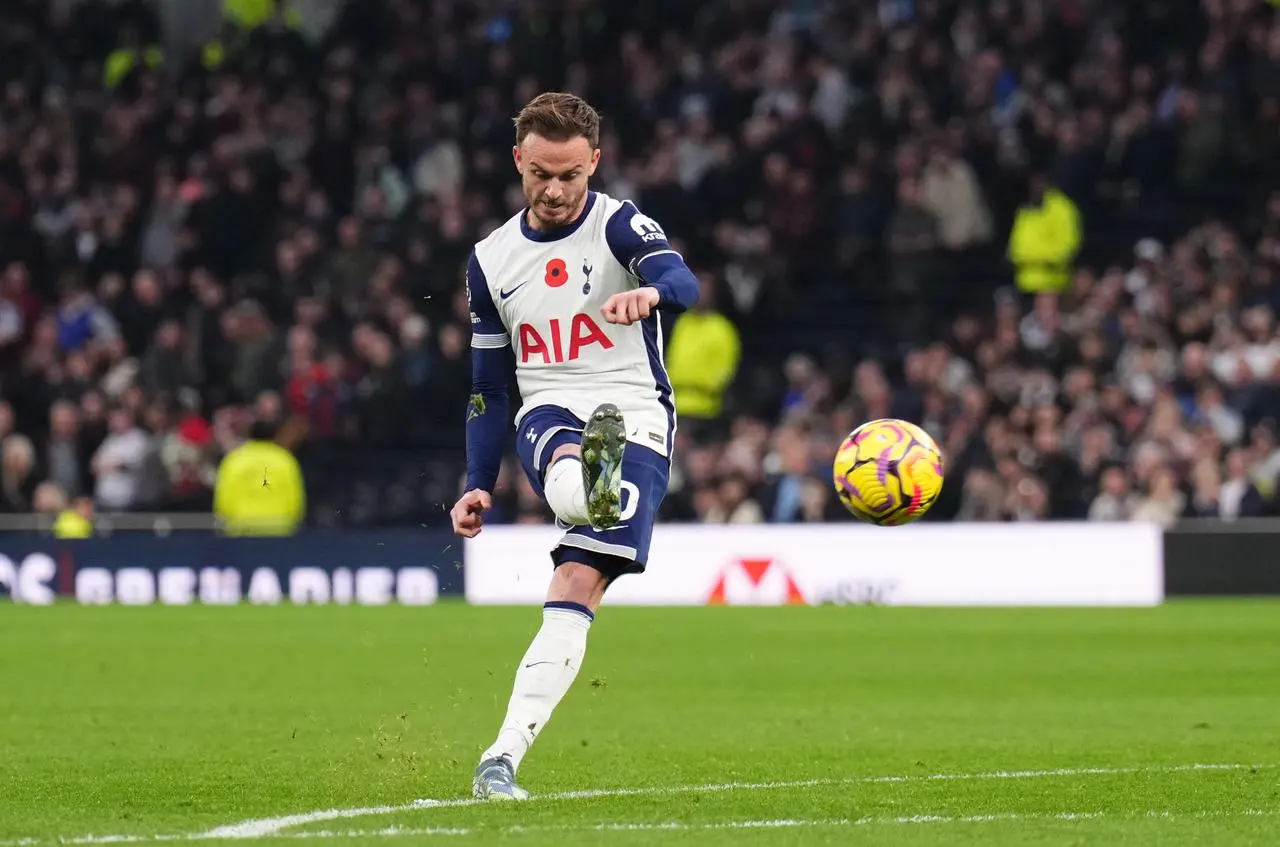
[1,600,1278,845]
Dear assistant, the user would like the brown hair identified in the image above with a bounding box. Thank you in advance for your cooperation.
[513,92,600,148]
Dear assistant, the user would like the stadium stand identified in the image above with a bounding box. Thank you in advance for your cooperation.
[0,0,1278,529]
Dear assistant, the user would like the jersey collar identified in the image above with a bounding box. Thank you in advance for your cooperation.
[519,191,597,243]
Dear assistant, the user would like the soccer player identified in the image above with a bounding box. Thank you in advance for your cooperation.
[450,92,699,800]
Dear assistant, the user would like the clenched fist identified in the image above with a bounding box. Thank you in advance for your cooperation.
[450,489,492,538]
[602,287,661,326]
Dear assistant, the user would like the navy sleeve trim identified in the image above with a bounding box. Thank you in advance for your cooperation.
[632,248,682,275]
[464,344,510,493]
[604,201,671,273]
[604,201,699,312]
[467,251,509,347]
[464,248,511,493]
[633,251,700,312]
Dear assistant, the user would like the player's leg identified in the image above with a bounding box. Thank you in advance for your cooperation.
[473,558,610,800]
[543,403,627,529]
[472,406,599,800]
[473,430,668,801]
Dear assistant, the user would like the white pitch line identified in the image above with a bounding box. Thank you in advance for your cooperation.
[34,808,1280,845]
[2,763,1268,846]
[198,761,1266,839]
[198,805,435,842]
[279,814,1107,839]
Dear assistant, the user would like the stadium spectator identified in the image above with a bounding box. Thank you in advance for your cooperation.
[0,402,13,446]
[1218,448,1261,521]
[53,496,96,538]
[91,407,150,510]
[1007,170,1083,296]
[920,143,994,253]
[666,273,741,436]
[1131,466,1187,528]
[887,175,942,339]
[701,475,765,525]
[0,0,1274,533]
[55,282,120,353]
[1,434,38,512]
[0,291,24,352]
[213,419,305,535]
[44,400,88,499]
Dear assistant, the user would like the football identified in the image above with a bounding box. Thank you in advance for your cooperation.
[833,418,945,525]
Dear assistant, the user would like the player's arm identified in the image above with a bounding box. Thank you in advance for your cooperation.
[464,251,511,494]
[453,251,510,537]
[603,202,699,324]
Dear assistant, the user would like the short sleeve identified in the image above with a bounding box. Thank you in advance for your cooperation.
[467,251,509,349]
[604,201,682,277]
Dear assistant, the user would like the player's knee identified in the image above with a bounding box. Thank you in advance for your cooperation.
[550,443,580,464]
[548,562,610,609]
[544,456,589,524]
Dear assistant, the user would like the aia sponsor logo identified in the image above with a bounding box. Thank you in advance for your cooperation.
[706,557,806,606]
[517,314,614,364]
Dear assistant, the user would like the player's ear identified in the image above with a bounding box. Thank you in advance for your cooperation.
[588,147,601,176]
[512,145,522,173]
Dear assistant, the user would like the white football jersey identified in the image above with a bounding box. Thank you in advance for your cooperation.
[468,191,678,456]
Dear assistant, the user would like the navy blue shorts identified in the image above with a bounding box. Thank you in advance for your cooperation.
[515,405,670,580]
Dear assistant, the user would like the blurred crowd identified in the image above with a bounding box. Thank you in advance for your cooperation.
[0,0,1278,530]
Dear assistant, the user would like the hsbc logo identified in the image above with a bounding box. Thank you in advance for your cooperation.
[706,557,806,606]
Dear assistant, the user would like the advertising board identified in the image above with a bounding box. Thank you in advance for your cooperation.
[464,523,1164,607]
[0,531,461,605]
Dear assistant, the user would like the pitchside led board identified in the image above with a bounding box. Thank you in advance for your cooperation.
[465,524,1166,607]
[0,525,1164,608]
[0,532,457,606]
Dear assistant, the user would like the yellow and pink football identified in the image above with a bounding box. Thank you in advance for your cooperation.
[833,419,944,525]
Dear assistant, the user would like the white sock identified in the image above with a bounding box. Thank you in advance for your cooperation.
[481,602,594,772]
[544,456,589,525]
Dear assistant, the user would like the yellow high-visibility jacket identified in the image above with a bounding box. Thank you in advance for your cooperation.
[214,440,306,536]
[667,310,741,420]
[1007,189,1082,294]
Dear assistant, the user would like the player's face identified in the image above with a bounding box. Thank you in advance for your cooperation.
[513,133,600,230]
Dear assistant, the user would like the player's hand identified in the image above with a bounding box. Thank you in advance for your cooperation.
[450,489,492,538]
[602,287,661,326]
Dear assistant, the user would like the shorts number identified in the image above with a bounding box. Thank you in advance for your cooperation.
[618,481,640,521]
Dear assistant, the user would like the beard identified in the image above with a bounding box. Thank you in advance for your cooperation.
[526,187,586,230]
